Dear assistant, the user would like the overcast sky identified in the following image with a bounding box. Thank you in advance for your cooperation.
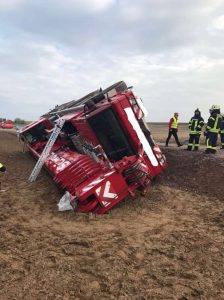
[1,0,224,122]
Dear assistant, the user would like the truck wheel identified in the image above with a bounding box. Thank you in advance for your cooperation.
[103,81,128,94]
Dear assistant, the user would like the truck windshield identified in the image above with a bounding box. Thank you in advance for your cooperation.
[88,108,134,162]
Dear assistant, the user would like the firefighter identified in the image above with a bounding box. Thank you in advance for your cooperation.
[220,113,224,149]
[165,112,182,147]
[205,105,222,154]
[187,108,204,151]
[0,162,6,192]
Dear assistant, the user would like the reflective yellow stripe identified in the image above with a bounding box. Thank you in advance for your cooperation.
[206,138,210,148]
[214,116,218,129]
[209,116,220,133]
[194,120,198,131]
[190,131,201,134]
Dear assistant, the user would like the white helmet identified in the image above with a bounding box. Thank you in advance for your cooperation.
[211,105,220,110]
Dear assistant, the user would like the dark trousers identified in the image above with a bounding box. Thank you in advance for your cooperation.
[166,129,181,146]
[206,132,218,153]
[220,132,224,148]
[187,134,200,150]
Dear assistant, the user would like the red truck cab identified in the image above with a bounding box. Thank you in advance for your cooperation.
[20,81,167,213]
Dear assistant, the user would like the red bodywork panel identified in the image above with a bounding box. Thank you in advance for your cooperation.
[20,82,167,214]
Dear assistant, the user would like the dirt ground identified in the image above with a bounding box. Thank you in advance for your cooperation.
[0,127,224,300]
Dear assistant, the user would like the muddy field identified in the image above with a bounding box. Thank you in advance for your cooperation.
[0,128,224,300]
[148,123,190,144]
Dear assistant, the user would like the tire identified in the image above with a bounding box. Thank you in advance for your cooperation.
[44,81,128,117]
[103,81,128,94]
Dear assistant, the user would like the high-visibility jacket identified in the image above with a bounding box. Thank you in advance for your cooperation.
[189,116,204,134]
[169,116,179,129]
[220,115,224,134]
[206,114,222,133]
[0,163,6,172]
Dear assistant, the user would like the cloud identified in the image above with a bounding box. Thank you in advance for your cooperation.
[213,14,224,30]
[74,0,115,12]
[0,0,25,11]
[0,0,224,123]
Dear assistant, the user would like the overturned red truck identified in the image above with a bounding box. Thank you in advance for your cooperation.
[20,81,167,214]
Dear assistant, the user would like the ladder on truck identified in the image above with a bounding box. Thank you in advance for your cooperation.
[29,118,65,182]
